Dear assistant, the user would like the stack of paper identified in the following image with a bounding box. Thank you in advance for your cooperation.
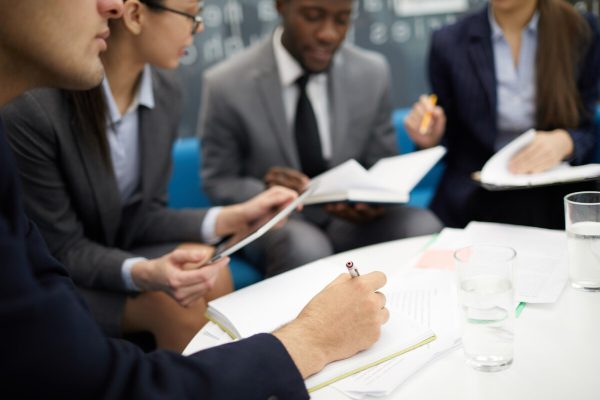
[332,270,461,398]
[415,222,569,304]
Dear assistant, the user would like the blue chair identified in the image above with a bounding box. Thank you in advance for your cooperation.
[168,137,263,289]
[392,108,445,208]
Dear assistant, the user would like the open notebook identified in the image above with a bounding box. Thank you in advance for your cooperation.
[205,259,436,393]
[480,129,600,189]
[303,146,446,205]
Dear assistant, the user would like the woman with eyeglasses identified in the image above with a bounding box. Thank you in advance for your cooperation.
[2,0,298,351]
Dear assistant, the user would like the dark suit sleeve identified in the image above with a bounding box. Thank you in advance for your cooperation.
[0,128,309,400]
[200,74,266,205]
[359,58,398,168]
[2,93,134,292]
[567,13,600,165]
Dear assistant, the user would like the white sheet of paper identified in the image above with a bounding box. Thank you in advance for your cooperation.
[463,222,568,303]
[332,270,460,398]
[480,129,600,187]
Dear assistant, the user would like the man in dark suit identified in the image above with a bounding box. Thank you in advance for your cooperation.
[200,0,442,276]
[0,1,390,398]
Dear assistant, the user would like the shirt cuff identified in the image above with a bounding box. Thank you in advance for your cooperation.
[121,257,146,292]
[201,206,223,244]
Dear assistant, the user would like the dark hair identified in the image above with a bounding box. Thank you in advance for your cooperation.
[65,88,112,168]
[536,0,592,130]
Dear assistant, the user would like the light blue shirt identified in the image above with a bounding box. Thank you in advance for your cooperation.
[489,7,539,150]
[102,65,222,291]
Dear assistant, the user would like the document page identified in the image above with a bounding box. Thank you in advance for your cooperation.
[463,222,568,303]
[368,146,446,194]
[480,129,600,188]
[332,270,460,398]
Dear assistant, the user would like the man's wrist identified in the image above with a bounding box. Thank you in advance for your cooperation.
[215,204,244,237]
[130,259,152,291]
[273,320,329,379]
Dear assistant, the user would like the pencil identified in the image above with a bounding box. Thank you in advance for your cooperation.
[418,94,438,135]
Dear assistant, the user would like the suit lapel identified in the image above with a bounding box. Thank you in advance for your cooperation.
[254,40,300,168]
[329,54,349,167]
[71,119,122,244]
[467,10,497,128]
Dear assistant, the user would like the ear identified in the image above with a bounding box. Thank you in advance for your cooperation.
[122,0,145,35]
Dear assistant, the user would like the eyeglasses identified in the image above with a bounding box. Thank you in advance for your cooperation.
[141,1,204,35]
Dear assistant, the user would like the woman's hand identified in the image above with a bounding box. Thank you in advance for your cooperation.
[404,94,446,149]
[131,249,229,307]
[508,129,574,174]
[214,186,299,237]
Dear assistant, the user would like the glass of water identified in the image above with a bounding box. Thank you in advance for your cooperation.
[564,191,600,291]
[454,245,515,372]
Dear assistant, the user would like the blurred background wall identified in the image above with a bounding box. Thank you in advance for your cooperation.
[176,0,599,137]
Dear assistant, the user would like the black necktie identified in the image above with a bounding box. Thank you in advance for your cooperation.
[294,73,327,178]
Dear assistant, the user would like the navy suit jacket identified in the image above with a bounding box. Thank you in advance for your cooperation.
[0,122,308,399]
[428,7,600,227]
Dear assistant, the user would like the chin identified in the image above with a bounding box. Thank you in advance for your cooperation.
[54,62,105,91]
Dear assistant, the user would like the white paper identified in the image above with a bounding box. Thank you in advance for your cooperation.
[480,129,600,188]
[332,270,460,398]
[305,146,446,205]
[463,222,569,304]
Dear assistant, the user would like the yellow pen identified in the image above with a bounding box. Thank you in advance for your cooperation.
[419,94,438,135]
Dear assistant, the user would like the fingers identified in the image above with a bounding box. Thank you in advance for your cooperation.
[168,248,210,266]
[508,133,562,174]
[374,290,386,310]
[355,271,387,292]
[265,167,309,192]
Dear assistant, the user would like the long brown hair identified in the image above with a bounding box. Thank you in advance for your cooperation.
[65,87,112,168]
[536,0,592,130]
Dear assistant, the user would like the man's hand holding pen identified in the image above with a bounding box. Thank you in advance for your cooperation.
[274,269,388,379]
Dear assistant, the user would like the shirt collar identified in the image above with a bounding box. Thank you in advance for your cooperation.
[273,26,305,88]
[102,64,155,125]
[272,26,328,87]
[488,5,539,41]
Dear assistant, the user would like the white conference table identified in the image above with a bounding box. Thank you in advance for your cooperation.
[186,235,600,400]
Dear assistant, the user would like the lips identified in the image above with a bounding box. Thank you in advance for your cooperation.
[306,47,334,64]
[96,29,110,41]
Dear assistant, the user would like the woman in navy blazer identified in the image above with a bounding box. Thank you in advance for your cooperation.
[405,0,600,228]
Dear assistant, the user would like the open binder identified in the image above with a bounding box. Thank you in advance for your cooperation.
[205,259,436,392]
[478,129,600,190]
[303,146,446,205]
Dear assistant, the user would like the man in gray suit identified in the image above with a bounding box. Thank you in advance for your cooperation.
[200,0,442,276]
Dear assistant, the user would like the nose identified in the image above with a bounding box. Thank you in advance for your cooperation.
[316,18,341,45]
[99,0,124,20]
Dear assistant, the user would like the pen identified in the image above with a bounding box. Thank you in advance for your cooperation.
[346,261,360,278]
[419,94,438,135]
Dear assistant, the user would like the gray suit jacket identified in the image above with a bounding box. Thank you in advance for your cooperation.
[2,68,207,294]
[200,35,397,205]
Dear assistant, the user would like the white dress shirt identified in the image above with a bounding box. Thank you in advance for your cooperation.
[272,26,333,160]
